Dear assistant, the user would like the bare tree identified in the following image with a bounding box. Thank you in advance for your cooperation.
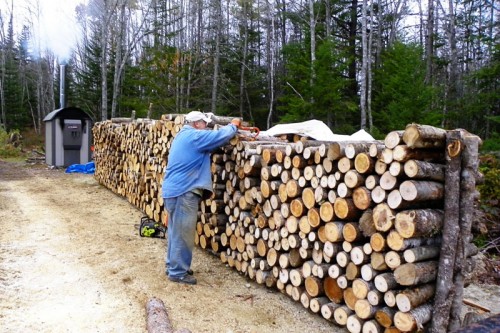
[360,0,368,129]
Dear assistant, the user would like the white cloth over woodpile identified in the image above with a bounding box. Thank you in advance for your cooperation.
[261,119,375,142]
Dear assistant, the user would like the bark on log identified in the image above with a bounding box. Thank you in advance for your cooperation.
[384,130,404,149]
[394,261,438,286]
[375,307,397,328]
[355,299,379,319]
[321,302,342,321]
[394,303,433,331]
[403,245,441,263]
[359,210,376,237]
[430,130,463,333]
[374,272,398,293]
[403,159,445,181]
[394,209,444,239]
[395,283,435,312]
[403,123,447,148]
[449,132,482,331]
[399,180,444,202]
[334,305,354,326]
[392,145,444,163]
[146,297,175,333]
[334,198,361,220]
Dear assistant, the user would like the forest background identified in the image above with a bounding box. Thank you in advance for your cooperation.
[0,0,498,146]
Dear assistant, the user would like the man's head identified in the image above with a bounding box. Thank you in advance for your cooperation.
[185,111,212,129]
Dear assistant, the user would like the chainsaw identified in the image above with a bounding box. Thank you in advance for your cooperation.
[236,124,260,140]
[139,216,166,238]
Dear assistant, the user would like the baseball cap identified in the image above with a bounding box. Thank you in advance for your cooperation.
[185,111,212,123]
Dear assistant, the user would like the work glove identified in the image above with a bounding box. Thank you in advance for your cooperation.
[231,118,242,128]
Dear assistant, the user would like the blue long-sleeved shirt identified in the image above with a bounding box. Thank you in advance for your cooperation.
[162,124,237,199]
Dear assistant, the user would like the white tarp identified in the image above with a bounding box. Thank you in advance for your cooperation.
[261,119,375,142]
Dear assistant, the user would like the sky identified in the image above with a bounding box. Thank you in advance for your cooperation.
[0,0,86,62]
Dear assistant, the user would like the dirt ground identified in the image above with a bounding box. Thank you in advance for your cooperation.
[0,159,499,333]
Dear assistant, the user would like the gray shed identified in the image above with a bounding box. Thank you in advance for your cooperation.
[43,107,93,167]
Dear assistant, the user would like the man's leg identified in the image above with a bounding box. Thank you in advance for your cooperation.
[165,192,199,279]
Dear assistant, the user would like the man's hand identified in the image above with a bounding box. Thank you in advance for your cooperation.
[231,118,241,128]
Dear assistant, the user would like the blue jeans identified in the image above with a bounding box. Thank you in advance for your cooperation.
[164,191,200,279]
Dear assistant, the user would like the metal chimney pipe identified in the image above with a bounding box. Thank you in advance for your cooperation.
[60,64,65,109]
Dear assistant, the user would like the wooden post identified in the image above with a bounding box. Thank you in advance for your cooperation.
[429,130,463,333]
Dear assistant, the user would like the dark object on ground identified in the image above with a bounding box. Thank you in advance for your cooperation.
[168,275,197,285]
[454,313,500,333]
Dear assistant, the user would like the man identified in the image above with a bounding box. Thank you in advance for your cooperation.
[162,111,240,285]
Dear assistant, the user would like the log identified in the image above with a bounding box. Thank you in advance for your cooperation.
[367,289,383,306]
[384,251,404,270]
[402,123,447,148]
[324,276,344,303]
[355,152,376,174]
[305,276,324,297]
[387,231,440,252]
[403,245,441,263]
[359,210,376,237]
[363,320,383,333]
[394,209,444,239]
[374,272,398,293]
[371,186,386,204]
[346,262,361,281]
[353,187,372,210]
[403,159,445,181]
[325,222,345,242]
[395,283,435,312]
[347,314,364,333]
[372,203,395,232]
[321,302,342,321]
[334,198,361,220]
[343,223,363,243]
[310,296,330,314]
[384,130,404,149]
[375,307,397,328]
[352,278,374,299]
[399,180,444,202]
[320,201,335,222]
[355,299,379,320]
[334,305,354,326]
[394,303,433,331]
[392,145,444,163]
[430,130,463,333]
[394,261,438,286]
[361,264,377,282]
[383,290,401,308]
[449,132,482,331]
[370,233,387,252]
[146,297,175,333]
[370,252,388,271]
[345,170,366,188]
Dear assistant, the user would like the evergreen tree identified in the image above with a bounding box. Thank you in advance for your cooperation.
[372,42,436,133]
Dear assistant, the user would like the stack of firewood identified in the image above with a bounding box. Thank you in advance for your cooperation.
[92,118,482,333]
